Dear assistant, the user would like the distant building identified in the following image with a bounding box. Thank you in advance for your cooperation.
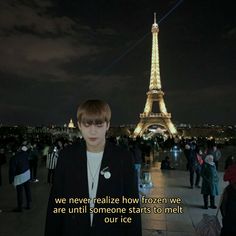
[68,118,75,129]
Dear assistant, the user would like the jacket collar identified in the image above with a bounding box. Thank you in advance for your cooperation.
[77,140,113,198]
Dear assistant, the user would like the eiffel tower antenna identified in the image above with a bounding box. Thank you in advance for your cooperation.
[99,0,183,76]
[133,14,177,138]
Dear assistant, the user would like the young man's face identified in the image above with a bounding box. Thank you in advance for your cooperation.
[78,119,110,152]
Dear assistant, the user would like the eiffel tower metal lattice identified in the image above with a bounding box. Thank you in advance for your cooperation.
[133,13,177,138]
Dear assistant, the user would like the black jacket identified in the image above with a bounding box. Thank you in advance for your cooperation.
[220,183,236,235]
[9,150,30,184]
[45,141,142,236]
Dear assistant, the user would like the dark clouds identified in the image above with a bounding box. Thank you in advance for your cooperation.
[0,0,236,126]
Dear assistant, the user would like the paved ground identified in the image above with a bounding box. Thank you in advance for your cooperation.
[0,159,227,236]
[141,162,226,236]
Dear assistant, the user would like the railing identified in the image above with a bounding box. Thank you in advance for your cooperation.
[140,113,171,118]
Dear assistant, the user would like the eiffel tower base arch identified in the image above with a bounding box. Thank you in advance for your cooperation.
[133,116,177,138]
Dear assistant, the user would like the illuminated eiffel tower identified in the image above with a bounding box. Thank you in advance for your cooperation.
[133,13,177,138]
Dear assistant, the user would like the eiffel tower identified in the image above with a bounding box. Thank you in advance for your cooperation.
[133,13,177,138]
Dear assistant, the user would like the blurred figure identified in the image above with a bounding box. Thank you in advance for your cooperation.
[130,141,142,187]
[0,148,6,213]
[223,156,236,184]
[0,148,6,187]
[42,144,50,163]
[206,144,221,170]
[28,143,40,182]
[220,157,236,236]
[213,145,221,170]
[118,135,129,149]
[201,155,219,209]
[161,156,174,170]
[196,148,204,166]
[57,140,64,151]
[46,145,59,184]
[144,143,151,164]
[188,143,201,188]
[224,155,235,170]
[9,145,32,212]
[184,143,191,171]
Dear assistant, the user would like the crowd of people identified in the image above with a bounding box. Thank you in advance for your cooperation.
[0,124,236,235]
[182,139,236,235]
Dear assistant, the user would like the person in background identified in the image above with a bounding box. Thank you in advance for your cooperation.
[9,144,32,212]
[42,144,50,163]
[213,145,221,170]
[188,143,201,189]
[223,156,236,184]
[28,143,40,183]
[161,156,174,170]
[46,145,59,184]
[0,148,6,213]
[201,154,219,209]
[220,157,236,236]
[224,155,235,171]
[57,140,64,151]
[130,141,142,187]
[206,144,221,171]
[184,143,191,171]
[0,148,6,187]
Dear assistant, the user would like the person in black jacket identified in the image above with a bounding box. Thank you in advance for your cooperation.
[220,159,236,235]
[187,143,201,188]
[0,148,6,187]
[9,145,32,212]
[220,183,236,235]
[0,148,6,213]
[45,100,142,236]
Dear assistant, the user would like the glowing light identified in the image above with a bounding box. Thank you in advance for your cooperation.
[133,14,178,138]
[159,100,167,113]
[68,118,75,128]
[149,28,161,90]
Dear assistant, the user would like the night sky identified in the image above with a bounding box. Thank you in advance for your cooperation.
[0,0,235,126]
